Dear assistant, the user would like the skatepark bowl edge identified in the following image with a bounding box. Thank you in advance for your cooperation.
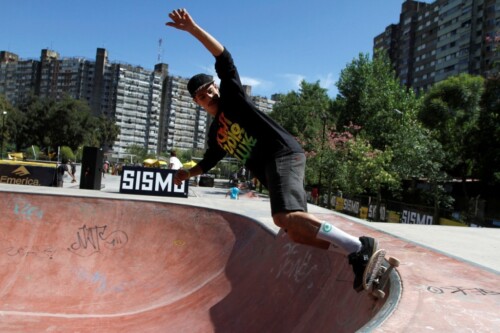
[0,188,398,333]
[1,183,500,333]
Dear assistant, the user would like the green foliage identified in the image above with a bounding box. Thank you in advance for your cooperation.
[476,74,500,185]
[125,144,149,164]
[22,145,40,160]
[59,146,75,162]
[270,80,335,185]
[1,95,120,159]
[270,81,333,153]
[317,126,398,198]
[336,52,421,149]
[47,96,94,150]
[419,74,484,180]
[94,115,120,151]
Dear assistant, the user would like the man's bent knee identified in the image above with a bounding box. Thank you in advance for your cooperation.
[272,211,295,229]
[272,211,329,249]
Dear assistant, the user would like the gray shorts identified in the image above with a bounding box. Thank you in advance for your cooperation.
[265,153,308,215]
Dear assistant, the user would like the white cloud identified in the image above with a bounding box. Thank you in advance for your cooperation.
[318,72,338,97]
[282,73,306,90]
[318,73,336,90]
[241,76,262,87]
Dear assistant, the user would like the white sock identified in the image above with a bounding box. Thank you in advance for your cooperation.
[316,221,362,254]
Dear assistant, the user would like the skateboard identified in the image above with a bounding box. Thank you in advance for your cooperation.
[362,249,400,299]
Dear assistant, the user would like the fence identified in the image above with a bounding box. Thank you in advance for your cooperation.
[309,192,482,227]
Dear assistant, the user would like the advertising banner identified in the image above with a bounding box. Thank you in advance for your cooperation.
[401,208,434,225]
[0,161,56,187]
[119,166,188,198]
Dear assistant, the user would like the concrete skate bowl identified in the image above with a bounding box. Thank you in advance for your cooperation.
[0,191,400,332]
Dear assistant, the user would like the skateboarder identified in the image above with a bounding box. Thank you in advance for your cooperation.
[166,8,378,291]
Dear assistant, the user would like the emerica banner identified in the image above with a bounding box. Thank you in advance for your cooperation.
[119,166,188,198]
[0,163,56,187]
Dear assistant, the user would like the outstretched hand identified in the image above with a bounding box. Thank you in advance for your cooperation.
[173,169,190,186]
[166,8,196,31]
[165,8,224,60]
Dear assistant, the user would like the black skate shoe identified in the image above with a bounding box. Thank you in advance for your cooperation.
[348,236,378,292]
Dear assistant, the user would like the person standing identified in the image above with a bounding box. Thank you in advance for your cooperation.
[168,150,183,170]
[56,160,75,187]
[69,159,77,183]
[102,161,109,178]
[167,8,378,291]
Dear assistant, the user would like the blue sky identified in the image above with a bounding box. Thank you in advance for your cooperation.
[1,1,418,98]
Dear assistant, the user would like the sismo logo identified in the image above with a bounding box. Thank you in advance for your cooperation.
[12,166,30,177]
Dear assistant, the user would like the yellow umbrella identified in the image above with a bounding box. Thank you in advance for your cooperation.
[183,160,197,169]
[143,158,157,166]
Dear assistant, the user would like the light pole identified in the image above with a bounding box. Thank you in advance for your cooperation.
[318,113,328,206]
[1,111,7,160]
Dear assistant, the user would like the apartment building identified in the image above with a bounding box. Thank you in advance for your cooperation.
[0,48,169,159]
[374,0,500,91]
[251,95,276,114]
[0,48,277,160]
[163,76,208,152]
[112,63,165,159]
[0,51,39,105]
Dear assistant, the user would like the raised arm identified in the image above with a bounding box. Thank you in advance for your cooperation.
[166,8,224,57]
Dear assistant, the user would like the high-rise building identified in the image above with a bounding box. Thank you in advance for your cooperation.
[163,76,208,152]
[242,84,276,114]
[374,0,500,92]
[0,48,277,160]
[112,63,165,159]
[0,51,38,105]
[0,48,169,159]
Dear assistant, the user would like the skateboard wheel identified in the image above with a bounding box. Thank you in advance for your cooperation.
[372,289,386,299]
[379,266,387,274]
[387,257,400,267]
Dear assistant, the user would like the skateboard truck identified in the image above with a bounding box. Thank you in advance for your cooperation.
[362,249,400,299]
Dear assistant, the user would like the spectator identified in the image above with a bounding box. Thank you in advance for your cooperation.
[168,151,183,170]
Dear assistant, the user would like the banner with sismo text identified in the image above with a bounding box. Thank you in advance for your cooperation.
[119,166,188,198]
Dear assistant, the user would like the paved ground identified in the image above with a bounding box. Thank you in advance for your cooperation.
[0,171,498,332]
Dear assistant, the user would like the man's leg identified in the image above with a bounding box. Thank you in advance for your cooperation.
[272,211,362,254]
[273,211,378,292]
[273,211,329,249]
[265,153,378,291]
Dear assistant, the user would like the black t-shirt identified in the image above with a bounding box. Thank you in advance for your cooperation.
[197,48,303,181]
[57,164,68,181]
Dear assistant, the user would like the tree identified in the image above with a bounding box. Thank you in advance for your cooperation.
[0,95,29,153]
[270,81,334,187]
[419,74,484,184]
[94,115,120,151]
[47,96,95,150]
[270,80,332,153]
[335,52,421,150]
[6,95,120,159]
[475,74,500,185]
[59,146,75,162]
[317,125,398,214]
[125,144,149,164]
[17,95,55,155]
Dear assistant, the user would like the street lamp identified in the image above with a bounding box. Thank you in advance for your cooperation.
[1,111,7,160]
[318,113,328,206]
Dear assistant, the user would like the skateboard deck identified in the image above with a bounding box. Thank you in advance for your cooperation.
[362,249,400,299]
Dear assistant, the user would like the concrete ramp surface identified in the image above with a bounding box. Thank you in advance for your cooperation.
[0,192,392,332]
